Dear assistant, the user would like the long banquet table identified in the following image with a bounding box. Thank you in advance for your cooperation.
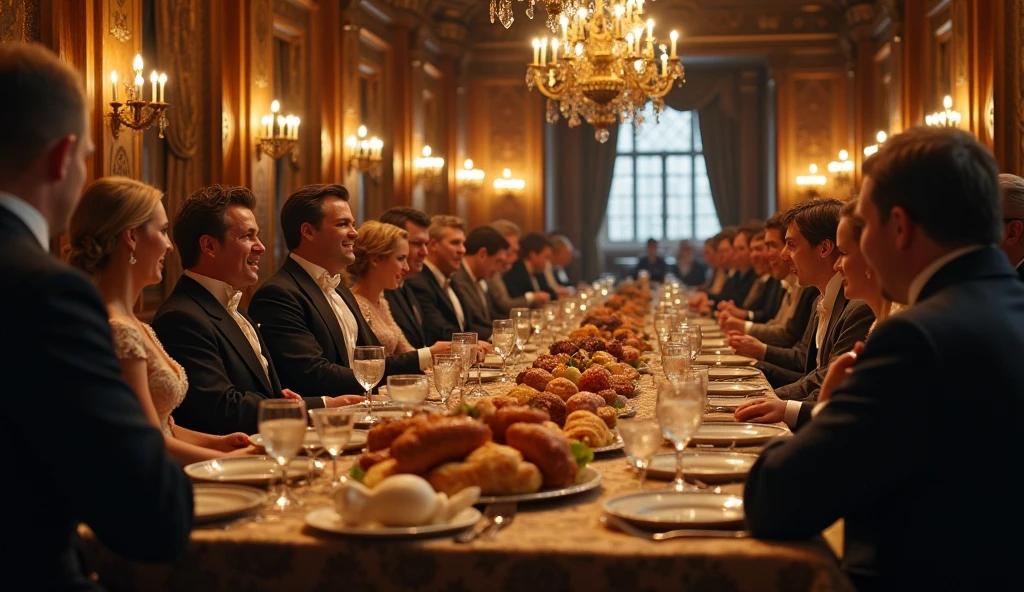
[81,344,853,592]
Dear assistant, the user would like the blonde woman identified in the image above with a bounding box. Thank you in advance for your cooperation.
[349,220,451,357]
[66,176,257,464]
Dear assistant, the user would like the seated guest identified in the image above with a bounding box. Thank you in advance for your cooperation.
[68,177,257,464]
[154,185,349,435]
[699,236,726,294]
[714,225,759,306]
[999,173,1024,279]
[727,199,874,399]
[676,239,709,287]
[249,184,422,398]
[744,127,1024,591]
[452,225,509,336]
[690,228,739,309]
[504,232,557,299]
[487,219,551,314]
[349,220,451,362]
[632,238,669,282]
[544,232,575,297]
[379,207,430,349]
[407,215,472,343]
[717,228,780,319]
[0,42,192,588]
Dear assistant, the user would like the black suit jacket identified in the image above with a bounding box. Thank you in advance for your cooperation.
[749,277,784,323]
[452,263,494,339]
[748,285,820,347]
[407,267,466,344]
[1018,262,1024,281]
[385,282,427,349]
[633,255,669,283]
[745,247,1024,591]
[711,268,757,306]
[0,207,192,589]
[249,257,421,398]
[678,259,709,287]
[504,259,556,299]
[153,274,319,435]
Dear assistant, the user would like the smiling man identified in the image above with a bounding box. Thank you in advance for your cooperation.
[407,215,473,343]
[249,184,422,399]
[154,184,335,435]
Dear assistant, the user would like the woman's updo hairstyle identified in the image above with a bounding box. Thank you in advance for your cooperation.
[65,176,164,274]
[349,220,408,278]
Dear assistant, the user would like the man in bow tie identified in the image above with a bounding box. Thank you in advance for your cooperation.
[154,185,348,436]
[249,184,425,398]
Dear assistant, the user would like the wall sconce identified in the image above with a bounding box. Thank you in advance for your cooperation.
[346,125,384,178]
[493,168,525,196]
[827,150,854,187]
[413,146,445,182]
[863,131,887,157]
[108,54,168,139]
[925,96,962,128]
[256,100,300,162]
[455,159,485,190]
[795,164,826,189]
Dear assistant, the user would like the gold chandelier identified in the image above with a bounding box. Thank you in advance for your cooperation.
[525,0,683,143]
[490,0,587,30]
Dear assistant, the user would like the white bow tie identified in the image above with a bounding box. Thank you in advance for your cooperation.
[227,291,242,314]
[318,272,341,293]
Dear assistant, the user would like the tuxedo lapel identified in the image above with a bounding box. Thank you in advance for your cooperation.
[179,276,275,395]
[336,283,380,347]
[424,270,458,318]
[283,258,349,365]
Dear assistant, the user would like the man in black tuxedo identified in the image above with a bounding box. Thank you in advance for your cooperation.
[632,238,669,282]
[379,207,430,348]
[998,173,1024,280]
[717,229,782,323]
[675,239,709,287]
[154,186,354,435]
[745,127,1024,591]
[543,232,574,298]
[0,42,192,590]
[407,215,474,343]
[503,232,557,300]
[249,185,423,398]
[487,219,551,316]
[452,225,508,336]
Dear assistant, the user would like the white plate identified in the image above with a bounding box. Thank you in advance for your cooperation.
[645,451,760,483]
[477,466,602,504]
[522,344,539,353]
[703,338,727,348]
[250,428,368,453]
[471,368,505,383]
[706,397,746,411]
[483,354,504,367]
[708,367,762,380]
[695,354,757,367]
[701,346,735,355]
[688,318,719,327]
[691,422,790,446]
[707,382,766,397]
[192,484,265,524]
[184,456,308,486]
[603,491,745,529]
[304,506,482,538]
[593,435,625,454]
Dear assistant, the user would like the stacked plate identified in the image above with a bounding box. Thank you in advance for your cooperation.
[645,451,759,483]
[603,491,745,530]
[249,427,368,454]
[691,423,790,446]
[707,382,766,397]
[708,367,761,381]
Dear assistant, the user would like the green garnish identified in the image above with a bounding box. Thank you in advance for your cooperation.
[566,359,578,368]
[570,441,594,468]
[349,464,366,482]
[611,397,626,409]
[454,402,481,418]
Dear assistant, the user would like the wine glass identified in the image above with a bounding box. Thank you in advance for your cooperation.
[687,364,711,412]
[387,374,429,416]
[452,332,484,399]
[619,419,664,489]
[654,310,675,347]
[530,309,546,344]
[661,341,691,381]
[258,398,307,512]
[491,319,516,383]
[352,346,385,424]
[307,408,354,490]
[432,353,463,409]
[687,326,703,360]
[510,309,532,370]
[300,429,324,488]
[657,378,705,492]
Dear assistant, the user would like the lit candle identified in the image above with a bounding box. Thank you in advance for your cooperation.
[134,73,144,100]
[150,71,158,102]
[670,30,678,58]
[560,15,568,43]
[270,99,280,114]
[292,117,300,139]
[532,39,540,65]
[540,37,547,64]
[647,19,654,41]
[110,71,118,102]
[551,38,559,64]
[626,33,634,55]
[661,52,668,76]
[133,54,143,76]
[276,115,285,138]
[158,72,167,102]
[637,0,645,14]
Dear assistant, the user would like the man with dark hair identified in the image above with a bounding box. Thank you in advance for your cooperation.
[407,215,471,343]
[745,127,1024,591]
[1,42,193,589]
[249,184,423,398]
[544,232,575,298]
[998,173,1024,280]
[504,231,556,299]
[633,238,669,282]
[729,229,782,318]
[675,239,709,287]
[452,226,509,334]
[487,219,551,315]
[379,207,430,348]
[154,185,339,434]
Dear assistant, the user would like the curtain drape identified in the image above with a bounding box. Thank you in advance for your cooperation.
[577,124,619,282]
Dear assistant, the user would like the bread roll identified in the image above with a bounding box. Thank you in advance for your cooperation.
[485,405,549,443]
[427,442,542,496]
[505,423,578,488]
[390,417,492,474]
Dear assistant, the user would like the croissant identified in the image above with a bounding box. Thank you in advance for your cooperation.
[358,447,392,471]
[485,405,549,443]
[563,410,616,447]
[390,417,492,474]
[505,423,578,488]
[367,416,427,451]
[428,442,542,496]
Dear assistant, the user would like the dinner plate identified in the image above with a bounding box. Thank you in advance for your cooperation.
[706,382,766,397]
[250,428,368,453]
[592,434,625,454]
[476,466,602,504]
[700,346,735,355]
[691,422,790,446]
[603,491,745,529]
[706,396,747,411]
[688,318,719,327]
[703,338,727,348]
[522,344,539,353]
[695,354,757,367]
[708,367,762,380]
[645,451,760,483]
[471,368,505,383]
[184,456,307,486]
[192,483,266,524]
[617,404,637,419]
[304,506,481,538]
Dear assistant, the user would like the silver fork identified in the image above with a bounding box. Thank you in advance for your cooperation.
[482,502,517,539]
[600,514,749,540]
[454,503,501,543]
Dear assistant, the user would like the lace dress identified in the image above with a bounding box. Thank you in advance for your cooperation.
[109,317,188,437]
[353,293,415,356]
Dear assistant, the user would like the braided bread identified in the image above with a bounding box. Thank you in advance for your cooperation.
[562,410,616,447]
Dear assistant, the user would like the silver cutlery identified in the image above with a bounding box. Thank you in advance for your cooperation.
[599,514,749,540]
[454,503,501,543]
[482,502,517,539]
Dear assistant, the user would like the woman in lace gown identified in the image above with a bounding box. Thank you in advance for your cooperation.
[348,220,450,358]
[66,177,256,464]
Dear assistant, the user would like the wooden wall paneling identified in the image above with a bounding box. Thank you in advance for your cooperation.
[993,0,1023,173]
[389,22,413,213]
[357,24,391,221]
[95,0,143,181]
[1,0,41,42]
[964,0,995,146]
[220,0,246,192]
[901,0,928,129]
[739,68,767,220]
[318,0,342,184]
[440,53,460,217]
[250,0,275,289]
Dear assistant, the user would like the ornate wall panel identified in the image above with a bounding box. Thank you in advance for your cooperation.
[0,0,40,42]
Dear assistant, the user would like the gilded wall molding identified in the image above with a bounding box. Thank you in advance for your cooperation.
[0,0,39,42]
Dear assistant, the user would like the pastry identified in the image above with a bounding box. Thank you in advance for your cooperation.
[428,442,542,496]
[505,423,578,488]
[596,406,618,429]
[391,417,492,474]
[565,391,606,415]
[563,410,616,447]
[528,392,567,427]
[363,458,400,488]
[544,377,579,401]
[358,447,393,471]
[486,405,549,443]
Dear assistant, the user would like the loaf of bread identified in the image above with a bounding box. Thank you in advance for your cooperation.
[505,423,578,488]
[390,417,492,474]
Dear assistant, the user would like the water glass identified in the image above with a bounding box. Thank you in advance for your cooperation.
[352,346,385,424]
[258,398,307,511]
[452,332,484,398]
[307,408,354,489]
[387,374,429,416]
[432,353,462,407]
[491,319,516,382]
[619,419,664,489]
[661,341,692,381]
[530,309,546,342]
[657,379,704,492]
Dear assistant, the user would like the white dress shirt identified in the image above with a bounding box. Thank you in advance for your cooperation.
[0,191,49,251]
[814,272,845,366]
[290,253,360,366]
[424,259,465,330]
[184,270,270,378]
[906,245,986,305]
[745,275,798,331]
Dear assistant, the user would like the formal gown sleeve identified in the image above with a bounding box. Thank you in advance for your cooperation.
[108,317,148,361]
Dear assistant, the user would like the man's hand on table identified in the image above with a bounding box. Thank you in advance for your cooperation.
[718,312,746,333]
[734,398,786,424]
[325,395,366,407]
[725,332,767,360]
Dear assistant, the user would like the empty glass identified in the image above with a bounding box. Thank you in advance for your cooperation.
[657,378,705,492]
[491,319,516,382]
[619,419,664,489]
[307,408,354,489]
[387,374,430,416]
[258,398,307,511]
[352,346,385,424]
